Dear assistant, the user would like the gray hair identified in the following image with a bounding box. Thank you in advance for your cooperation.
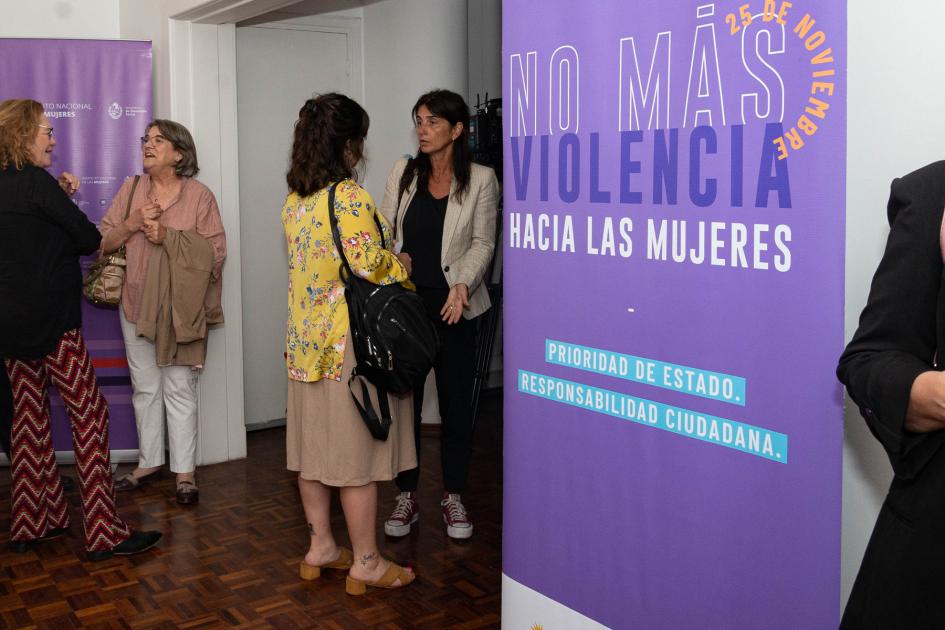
[145,118,199,177]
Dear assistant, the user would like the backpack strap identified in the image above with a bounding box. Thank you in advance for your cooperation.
[348,375,393,440]
[326,181,395,441]
[327,180,388,285]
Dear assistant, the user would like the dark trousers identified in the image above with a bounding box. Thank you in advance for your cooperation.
[0,360,11,456]
[396,286,477,494]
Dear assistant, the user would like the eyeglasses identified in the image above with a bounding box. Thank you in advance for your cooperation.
[37,124,53,138]
[140,134,168,147]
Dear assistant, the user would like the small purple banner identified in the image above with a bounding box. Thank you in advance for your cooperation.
[502,1,844,628]
[0,38,153,450]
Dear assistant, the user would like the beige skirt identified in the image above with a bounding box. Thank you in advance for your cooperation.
[286,340,416,486]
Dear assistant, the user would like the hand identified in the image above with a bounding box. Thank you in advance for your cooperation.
[397,252,412,276]
[58,172,79,195]
[440,283,469,325]
[905,371,945,432]
[142,219,167,244]
[126,202,163,231]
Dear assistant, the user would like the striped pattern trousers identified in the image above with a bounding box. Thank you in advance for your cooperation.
[4,329,130,552]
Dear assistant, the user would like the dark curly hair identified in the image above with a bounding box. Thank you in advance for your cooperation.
[286,93,369,197]
[398,89,471,204]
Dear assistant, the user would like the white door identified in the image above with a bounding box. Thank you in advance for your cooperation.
[236,16,362,427]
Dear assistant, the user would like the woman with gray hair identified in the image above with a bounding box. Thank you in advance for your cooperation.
[100,119,226,505]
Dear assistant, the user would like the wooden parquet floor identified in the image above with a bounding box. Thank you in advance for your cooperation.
[0,391,503,629]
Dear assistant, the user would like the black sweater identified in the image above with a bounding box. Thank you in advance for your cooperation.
[0,165,101,359]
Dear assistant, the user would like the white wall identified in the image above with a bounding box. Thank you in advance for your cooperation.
[361,0,468,201]
[842,0,945,606]
[117,0,302,119]
[117,0,216,118]
[0,0,119,38]
[467,0,501,107]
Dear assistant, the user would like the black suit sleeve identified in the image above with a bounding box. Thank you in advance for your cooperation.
[33,169,101,255]
[838,163,945,479]
[0,364,10,457]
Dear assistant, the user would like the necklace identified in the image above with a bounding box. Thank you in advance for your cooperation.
[149,180,182,209]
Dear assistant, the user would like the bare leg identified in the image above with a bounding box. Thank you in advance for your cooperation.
[298,476,341,565]
[341,481,412,585]
[132,465,162,478]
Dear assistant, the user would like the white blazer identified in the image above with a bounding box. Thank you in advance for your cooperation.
[379,156,498,319]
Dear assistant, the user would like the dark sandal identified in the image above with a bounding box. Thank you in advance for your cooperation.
[175,480,199,505]
[113,469,163,492]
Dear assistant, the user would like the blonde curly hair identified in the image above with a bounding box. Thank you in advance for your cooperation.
[0,99,44,170]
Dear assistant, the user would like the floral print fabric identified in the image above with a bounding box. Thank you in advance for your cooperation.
[282,179,409,382]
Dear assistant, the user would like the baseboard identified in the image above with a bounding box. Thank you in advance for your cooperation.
[245,418,287,432]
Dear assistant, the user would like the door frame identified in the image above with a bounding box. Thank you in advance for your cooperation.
[165,0,364,465]
[235,12,363,428]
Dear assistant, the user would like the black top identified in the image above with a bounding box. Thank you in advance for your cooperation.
[836,160,945,628]
[0,165,101,359]
[402,188,449,289]
[0,364,10,456]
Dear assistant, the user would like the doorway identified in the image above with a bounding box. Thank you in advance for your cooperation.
[236,13,363,428]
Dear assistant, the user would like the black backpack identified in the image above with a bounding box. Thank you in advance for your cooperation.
[327,182,439,440]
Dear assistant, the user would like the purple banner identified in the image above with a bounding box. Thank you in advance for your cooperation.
[502,2,844,628]
[0,39,153,450]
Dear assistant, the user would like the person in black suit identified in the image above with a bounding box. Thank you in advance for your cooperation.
[838,160,945,628]
[0,364,10,456]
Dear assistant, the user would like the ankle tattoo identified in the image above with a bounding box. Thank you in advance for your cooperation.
[308,523,316,536]
[359,551,376,566]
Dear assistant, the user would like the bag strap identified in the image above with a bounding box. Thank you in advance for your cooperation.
[105,175,140,259]
[123,175,141,223]
[348,375,393,440]
[326,181,395,441]
[327,180,388,284]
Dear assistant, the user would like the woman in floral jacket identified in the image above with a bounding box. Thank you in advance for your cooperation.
[281,93,416,595]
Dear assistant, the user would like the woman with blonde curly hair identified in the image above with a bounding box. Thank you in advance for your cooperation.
[0,98,161,560]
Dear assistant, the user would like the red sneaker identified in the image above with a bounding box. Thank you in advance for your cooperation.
[384,491,419,537]
[441,493,473,539]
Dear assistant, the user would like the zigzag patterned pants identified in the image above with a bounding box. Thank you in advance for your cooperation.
[4,329,131,552]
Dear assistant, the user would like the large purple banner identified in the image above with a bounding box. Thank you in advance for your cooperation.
[502,2,844,628]
[0,39,152,451]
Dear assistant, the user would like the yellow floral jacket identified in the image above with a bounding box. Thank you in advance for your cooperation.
[282,179,410,382]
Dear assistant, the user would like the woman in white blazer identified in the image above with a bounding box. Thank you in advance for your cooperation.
[379,90,498,540]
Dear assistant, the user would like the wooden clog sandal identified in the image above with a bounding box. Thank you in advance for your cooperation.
[299,547,354,580]
[345,561,415,595]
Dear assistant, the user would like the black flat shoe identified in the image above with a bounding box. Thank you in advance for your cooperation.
[60,476,76,492]
[8,526,70,553]
[113,469,164,492]
[87,529,162,562]
[175,480,199,505]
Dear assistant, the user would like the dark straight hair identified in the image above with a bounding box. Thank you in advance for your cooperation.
[286,93,369,197]
[398,89,471,203]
